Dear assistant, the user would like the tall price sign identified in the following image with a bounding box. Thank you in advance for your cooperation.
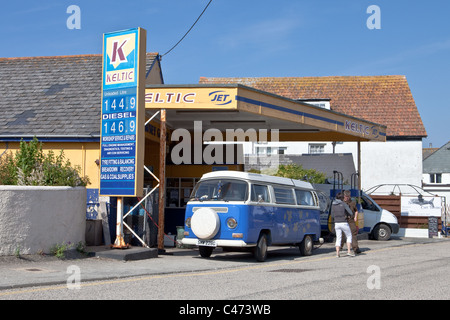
[100,28,146,197]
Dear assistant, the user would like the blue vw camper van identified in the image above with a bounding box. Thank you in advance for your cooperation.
[181,171,322,262]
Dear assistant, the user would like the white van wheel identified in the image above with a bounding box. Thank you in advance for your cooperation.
[373,223,391,241]
[191,208,220,240]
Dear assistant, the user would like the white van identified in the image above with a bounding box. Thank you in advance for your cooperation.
[314,184,399,241]
[359,192,399,241]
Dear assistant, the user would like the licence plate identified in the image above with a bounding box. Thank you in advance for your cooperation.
[197,239,217,247]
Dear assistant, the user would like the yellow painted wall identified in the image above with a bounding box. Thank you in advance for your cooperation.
[0,141,101,189]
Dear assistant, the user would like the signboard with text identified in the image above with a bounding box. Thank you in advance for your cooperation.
[145,87,237,109]
[400,195,442,217]
[100,28,146,197]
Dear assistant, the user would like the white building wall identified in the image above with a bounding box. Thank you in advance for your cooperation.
[360,140,423,190]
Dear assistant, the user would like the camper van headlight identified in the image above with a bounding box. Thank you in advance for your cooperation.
[185,217,191,228]
[227,217,238,229]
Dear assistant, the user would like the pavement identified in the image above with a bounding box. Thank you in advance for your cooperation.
[0,236,448,291]
[0,244,258,290]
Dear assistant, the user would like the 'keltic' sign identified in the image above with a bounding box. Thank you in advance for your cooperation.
[100,28,146,197]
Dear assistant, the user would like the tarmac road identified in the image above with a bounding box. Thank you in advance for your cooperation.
[1,237,449,301]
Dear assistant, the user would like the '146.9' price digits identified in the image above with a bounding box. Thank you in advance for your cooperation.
[103,118,136,135]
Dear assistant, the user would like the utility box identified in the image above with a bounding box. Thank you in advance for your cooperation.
[164,233,176,247]
[85,219,103,246]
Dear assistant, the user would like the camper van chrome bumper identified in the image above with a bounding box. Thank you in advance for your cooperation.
[181,238,255,248]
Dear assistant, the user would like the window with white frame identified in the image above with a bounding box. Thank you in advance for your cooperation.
[256,146,275,155]
[308,143,325,154]
[429,173,442,183]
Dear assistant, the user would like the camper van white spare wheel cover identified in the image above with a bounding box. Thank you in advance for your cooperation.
[191,208,220,240]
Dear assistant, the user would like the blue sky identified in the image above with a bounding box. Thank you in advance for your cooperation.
[1,1,449,148]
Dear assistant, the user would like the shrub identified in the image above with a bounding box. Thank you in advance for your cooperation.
[0,137,90,187]
[0,152,17,185]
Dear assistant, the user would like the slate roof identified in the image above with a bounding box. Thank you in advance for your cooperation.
[423,141,450,173]
[423,147,439,160]
[0,53,162,141]
[199,76,427,138]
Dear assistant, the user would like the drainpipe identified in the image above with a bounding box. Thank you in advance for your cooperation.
[357,142,361,190]
[158,109,167,253]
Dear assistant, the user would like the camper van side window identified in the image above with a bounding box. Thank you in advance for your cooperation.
[251,184,270,203]
[274,187,296,205]
[295,189,314,206]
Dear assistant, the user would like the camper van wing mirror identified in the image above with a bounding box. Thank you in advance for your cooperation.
[258,194,264,203]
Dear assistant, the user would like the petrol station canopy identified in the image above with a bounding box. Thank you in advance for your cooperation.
[145,84,386,142]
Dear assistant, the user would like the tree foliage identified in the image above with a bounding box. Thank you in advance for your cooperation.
[274,164,326,184]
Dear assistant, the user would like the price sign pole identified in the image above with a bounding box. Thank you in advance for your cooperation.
[99,28,146,249]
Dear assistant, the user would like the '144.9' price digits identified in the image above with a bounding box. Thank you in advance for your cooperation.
[103,96,136,112]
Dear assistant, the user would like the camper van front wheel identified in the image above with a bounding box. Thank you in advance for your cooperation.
[199,246,214,258]
[299,235,313,256]
[254,233,268,262]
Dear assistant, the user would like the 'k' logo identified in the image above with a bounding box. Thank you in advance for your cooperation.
[111,39,128,65]
[103,30,138,88]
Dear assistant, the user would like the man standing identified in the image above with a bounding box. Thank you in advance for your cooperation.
[341,190,361,254]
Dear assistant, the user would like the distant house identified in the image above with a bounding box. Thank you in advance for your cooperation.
[200,76,427,191]
[422,141,450,215]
